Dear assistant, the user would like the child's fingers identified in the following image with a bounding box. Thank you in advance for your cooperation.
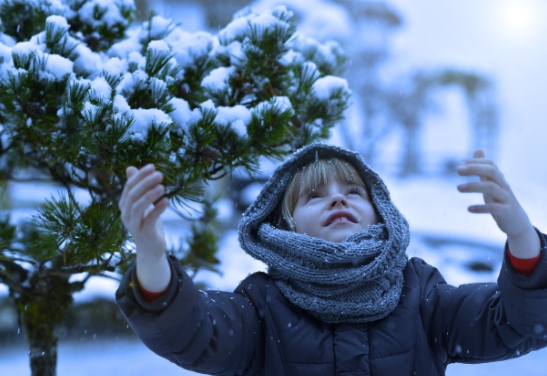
[470,149,488,183]
[473,149,485,159]
[144,197,169,225]
[457,181,509,203]
[460,149,492,166]
[127,171,163,203]
[124,184,166,229]
[120,170,163,228]
[457,163,496,177]
[119,166,139,208]
[459,157,495,167]
[467,203,510,215]
[122,164,156,198]
[127,166,138,177]
[120,166,161,210]
[131,184,165,217]
[457,163,507,187]
[120,165,150,208]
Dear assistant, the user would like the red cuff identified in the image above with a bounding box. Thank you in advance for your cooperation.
[507,248,540,277]
[136,279,168,303]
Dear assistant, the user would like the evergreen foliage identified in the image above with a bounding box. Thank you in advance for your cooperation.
[0,0,350,374]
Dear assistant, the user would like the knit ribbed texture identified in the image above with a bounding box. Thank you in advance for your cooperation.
[239,143,410,323]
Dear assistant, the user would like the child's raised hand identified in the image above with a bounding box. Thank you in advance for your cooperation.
[456,150,529,236]
[118,164,169,259]
[457,150,539,259]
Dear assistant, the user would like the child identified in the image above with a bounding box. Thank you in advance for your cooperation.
[116,143,547,375]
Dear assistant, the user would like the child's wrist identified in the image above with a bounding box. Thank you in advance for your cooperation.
[507,247,541,277]
[136,253,171,293]
[136,277,169,302]
[507,226,540,259]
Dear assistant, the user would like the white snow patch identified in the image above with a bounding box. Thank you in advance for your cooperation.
[46,15,70,31]
[227,41,245,63]
[201,66,236,92]
[74,44,102,76]
[0,43,12,65]
[128,51,146,68]
[113,94,131,113]
[141,15,173,40]
[200,99,216,111]
[0,32,16,47]
[103,57,127,76]
[12,41,43,55]
[89,76,112,101]
[254,96,294,115]
[79,0,128,28]
[216,105,251,137]
[129,108,172,141]
[117,72,135,93]
[312,75,349,100]
[165,29,213,68]
[148,39,171,53]
[251,0,353,42]
[167,97,199,131]
[279,49,303,66]
[45,54,73,80]
[109,28,141,59]
[218,16,249,42]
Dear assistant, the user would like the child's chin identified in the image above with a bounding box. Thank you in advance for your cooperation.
[324,229,356,243]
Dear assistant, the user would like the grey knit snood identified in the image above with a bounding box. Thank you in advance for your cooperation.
[238,143,410,324]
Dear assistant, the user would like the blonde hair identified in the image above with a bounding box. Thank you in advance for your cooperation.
[277,158,367,230]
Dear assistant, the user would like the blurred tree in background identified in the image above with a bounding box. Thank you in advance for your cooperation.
[331,0,499,175]
[0,0,350,374]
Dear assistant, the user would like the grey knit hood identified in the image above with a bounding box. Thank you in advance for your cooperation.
[238,143,410,323]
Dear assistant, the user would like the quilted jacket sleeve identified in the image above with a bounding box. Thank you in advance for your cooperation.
[115,255,264,375]
[417,228,547,365]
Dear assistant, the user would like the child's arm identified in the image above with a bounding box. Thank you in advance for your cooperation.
[456,150,541,260]
[116,255,265,375]
[118,164,171,293]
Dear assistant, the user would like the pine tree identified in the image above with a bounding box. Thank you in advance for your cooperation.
[0,0,350,374]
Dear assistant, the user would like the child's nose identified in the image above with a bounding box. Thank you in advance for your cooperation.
[329,193,348,207]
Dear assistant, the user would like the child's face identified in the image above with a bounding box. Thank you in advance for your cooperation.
[292,174,379,242]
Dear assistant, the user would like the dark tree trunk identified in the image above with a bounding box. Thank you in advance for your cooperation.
[25,324,58,376]
[15,273,73,376]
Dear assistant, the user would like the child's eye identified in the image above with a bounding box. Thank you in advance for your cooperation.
[308,192,322,199]
[346,187,364,196]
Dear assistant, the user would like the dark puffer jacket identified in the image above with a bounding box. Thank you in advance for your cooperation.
[116,230,547,375]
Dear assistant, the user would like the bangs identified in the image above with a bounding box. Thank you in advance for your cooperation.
[278,158,366,230]
[296,159,365,198]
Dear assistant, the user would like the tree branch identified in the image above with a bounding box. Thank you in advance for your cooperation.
[0,268,28,295]
[47,262,116,277]
[167,206,200,222]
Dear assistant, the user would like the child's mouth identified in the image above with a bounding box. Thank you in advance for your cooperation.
[325,212,357,226]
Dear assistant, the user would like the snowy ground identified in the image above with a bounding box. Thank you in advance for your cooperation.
[1,337,547,376]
